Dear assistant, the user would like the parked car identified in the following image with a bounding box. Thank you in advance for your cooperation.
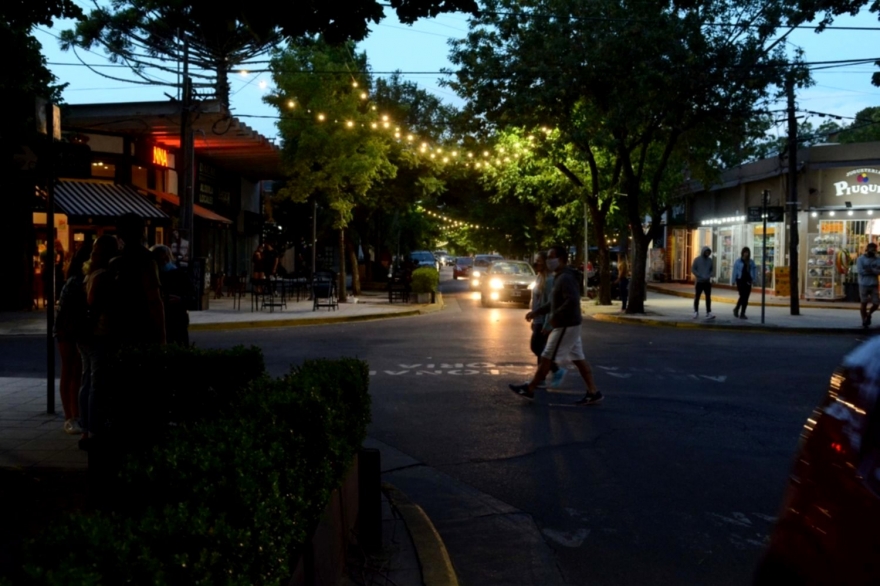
[409,250,440,272]
[453,257,474,280]
[479,260,536,307]
[433,250,452,266]
[470,254,505,289]
[753,336,880,585]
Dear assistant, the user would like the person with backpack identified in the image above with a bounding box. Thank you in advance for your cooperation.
[78,234,120,448]
[53,240,92,435]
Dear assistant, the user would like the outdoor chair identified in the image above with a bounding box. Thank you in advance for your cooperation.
[312,271,338,311]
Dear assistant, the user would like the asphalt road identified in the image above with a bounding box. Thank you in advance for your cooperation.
[0,268,867,585]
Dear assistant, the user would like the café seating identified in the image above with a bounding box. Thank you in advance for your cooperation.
[312,270,338,311]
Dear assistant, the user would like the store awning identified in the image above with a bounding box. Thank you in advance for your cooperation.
[54,179,167,219]
[143,189,233,224]
[63,101,282,180]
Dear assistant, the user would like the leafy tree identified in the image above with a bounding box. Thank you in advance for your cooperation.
[834,106,880,143]
[2,0,83,310]
[447,0,805,313]
[268,40,395,299]
[477,128,626,301]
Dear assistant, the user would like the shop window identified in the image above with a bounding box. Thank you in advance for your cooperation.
[92,161,115,179]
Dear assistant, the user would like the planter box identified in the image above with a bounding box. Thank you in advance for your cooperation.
[289,454,360,586]
[412,292,432,303]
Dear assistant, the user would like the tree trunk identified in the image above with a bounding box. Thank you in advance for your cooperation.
[628,230,650,314]
[337,228,347,302]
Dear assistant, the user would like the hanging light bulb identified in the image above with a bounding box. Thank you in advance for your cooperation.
[360,92,367,99]
[346,120,354,128]
[287,100,295,109]
[239,70,248,76]
[352,81,359,88]
[317,113,325,121]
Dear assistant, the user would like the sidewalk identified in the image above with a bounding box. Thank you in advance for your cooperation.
[583,282,868,333]
[0,290,443,336]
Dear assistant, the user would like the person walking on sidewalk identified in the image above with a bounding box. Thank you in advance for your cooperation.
[527,251,563,388]
[615,254,629,312]
[509,245,603,406]
[733,247,757,320]
[691,246,716,320]
[857,242,880,328]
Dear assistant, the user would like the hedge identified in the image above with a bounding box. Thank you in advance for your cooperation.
[15,348,371,586]
[410,266,439,293]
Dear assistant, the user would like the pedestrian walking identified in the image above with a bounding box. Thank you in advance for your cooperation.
[691,246,715,320]
[615,254,629,312]
[527,251,563,388]
[733,247,757,319]
[509,245,603,406]
[857,242,880,328]
[54,240,92,435]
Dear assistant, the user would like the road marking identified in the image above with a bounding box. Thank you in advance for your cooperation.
[364,363,726,381]
[607,372,632,379]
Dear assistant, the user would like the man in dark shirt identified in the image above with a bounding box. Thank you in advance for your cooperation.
[509,245,603,406]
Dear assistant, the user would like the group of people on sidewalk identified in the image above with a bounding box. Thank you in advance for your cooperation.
[53,213,192,446]
[692,242,880,327]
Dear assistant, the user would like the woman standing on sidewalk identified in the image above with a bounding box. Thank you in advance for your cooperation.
[78,235,119,449]
[733,247,757,319]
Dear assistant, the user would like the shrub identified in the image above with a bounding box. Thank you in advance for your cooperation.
[410,267,439,293]
[20,352,371,586]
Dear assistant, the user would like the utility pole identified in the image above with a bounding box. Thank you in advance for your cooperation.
[761,189,769,325]
[42,100,60,414]
[786,73,801,315]
[178,39,194,266]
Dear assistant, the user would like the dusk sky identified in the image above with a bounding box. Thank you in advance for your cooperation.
[32,7,880,143]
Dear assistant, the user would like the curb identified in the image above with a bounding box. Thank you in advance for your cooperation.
[646,284,860,310]
[382,482,459,586]
[592,312,865,335]
[163,293,445,333]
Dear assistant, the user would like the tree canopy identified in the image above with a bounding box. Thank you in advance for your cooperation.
[60,0,478,104]
[447,0,807,312]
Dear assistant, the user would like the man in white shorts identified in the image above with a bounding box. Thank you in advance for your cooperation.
[509,245,603,406]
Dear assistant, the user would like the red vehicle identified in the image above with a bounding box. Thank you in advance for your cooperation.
[453,257,474,280]
[754,336,880,584]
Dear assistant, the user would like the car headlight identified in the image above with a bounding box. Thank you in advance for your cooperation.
[489,278,503,289]
[472,270,481,278]
[527,281,536,290]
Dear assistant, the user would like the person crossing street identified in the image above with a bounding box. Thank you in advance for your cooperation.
[509,245,602,406]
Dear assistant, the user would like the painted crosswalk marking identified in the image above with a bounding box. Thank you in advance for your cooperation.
[366,363,726,382]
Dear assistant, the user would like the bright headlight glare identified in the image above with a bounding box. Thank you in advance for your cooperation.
[527,281,536,290]
[489,278,503,289]
[472,270,481,277]
[471,279,480,287]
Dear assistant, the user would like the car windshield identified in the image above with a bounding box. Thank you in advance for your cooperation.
[410,253,434,263]
[457,258,474,266]
[489,261,535,275]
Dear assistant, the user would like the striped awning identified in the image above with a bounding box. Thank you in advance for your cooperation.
[54,180,167,219]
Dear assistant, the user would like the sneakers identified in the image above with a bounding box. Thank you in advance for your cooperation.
[705,312,716,320]
[740,314,748,320]
[509,383,535,400]
[692,311,699,319]
[550,367,567,389]
[575,391,604,406]
[733,307,739,318]
[535,379,548,389]
[63,419,81,435]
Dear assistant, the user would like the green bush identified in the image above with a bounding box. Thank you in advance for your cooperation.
[410,267,439,293]
[20,353,371,586]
